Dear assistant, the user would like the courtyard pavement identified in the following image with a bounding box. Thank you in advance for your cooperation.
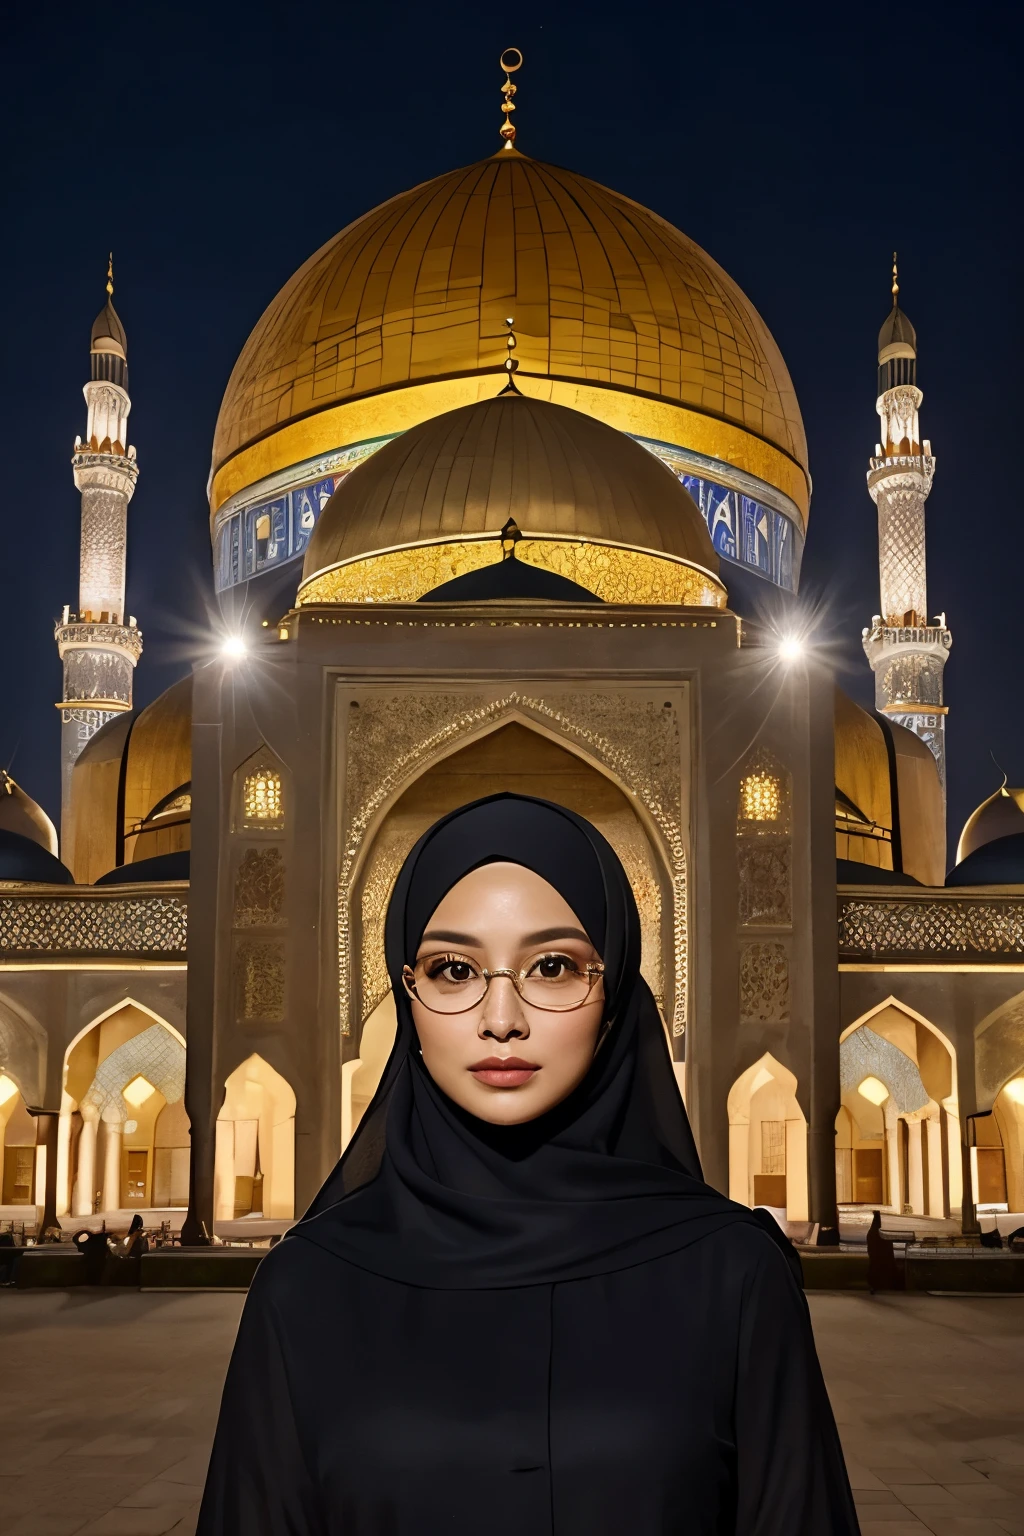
[0,1288,1020,1534]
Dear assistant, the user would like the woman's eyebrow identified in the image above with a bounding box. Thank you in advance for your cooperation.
[418,926,593,948]
[522,927,592,946]
[419,929,480,947]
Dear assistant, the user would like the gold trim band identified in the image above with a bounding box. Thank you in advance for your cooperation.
[210,372,810,523]
[297,536,728,607]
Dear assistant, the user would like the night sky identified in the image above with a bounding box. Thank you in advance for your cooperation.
[4,0,1020,855]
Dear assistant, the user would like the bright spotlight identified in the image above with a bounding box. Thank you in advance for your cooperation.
[221,635,247,660]
[778,635,803,662]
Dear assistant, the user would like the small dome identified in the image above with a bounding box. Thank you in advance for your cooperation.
[66,676,192,884]
[0,771,58,855]
[300,391,722,606]
[877,303,917,361]
[0,828,73,885]
[956,785,1024,864]
[91,298,127,358]
[947,832,1024,888]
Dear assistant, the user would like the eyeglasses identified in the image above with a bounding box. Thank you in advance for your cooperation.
[403,953,605,1015]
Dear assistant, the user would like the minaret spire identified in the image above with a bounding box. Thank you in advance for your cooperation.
[55,263,143,855]
[862,257,951,825]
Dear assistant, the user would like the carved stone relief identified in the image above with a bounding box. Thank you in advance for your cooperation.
[235,939,286,1023]
[737,845,792,927]
[340,689,685,1035]
[739,941,790,1024]
[233,847,285,928]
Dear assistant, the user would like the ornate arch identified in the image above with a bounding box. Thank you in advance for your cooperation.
[976,990,1024,1110]
[337,687,687,1035]
[0,996,46,1104]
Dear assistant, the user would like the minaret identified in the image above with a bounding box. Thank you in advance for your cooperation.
[55,258,143,843]
[862,257,951,795]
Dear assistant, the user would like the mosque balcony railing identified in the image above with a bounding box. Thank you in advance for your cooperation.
[838,886,1024,964]
[0,883,186,962]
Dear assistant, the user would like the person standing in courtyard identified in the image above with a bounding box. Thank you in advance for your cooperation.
[198,794,859,1535]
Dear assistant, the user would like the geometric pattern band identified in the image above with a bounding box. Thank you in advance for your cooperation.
[0,892,186,959]
[839,895,1024,961]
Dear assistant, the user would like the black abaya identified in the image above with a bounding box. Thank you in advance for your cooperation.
[199,795,859,1535]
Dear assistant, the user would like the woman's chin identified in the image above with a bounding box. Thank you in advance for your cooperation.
[457,1079,558,1126]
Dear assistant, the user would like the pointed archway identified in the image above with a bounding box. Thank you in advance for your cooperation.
[215,1055,296,1224]
[727,1053,808,1221]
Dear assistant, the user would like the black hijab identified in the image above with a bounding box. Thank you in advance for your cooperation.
[295,793,762,1288]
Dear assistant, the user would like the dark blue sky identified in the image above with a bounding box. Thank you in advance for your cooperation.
[3,0,1020,852]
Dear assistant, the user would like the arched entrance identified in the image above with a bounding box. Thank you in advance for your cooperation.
[63,1002,188,1218]
[214,1055,296,1223]
[727,1053,808,1220]
[975,994,1024,1215]
[347,717,671,1064]
[839,1000,959,1218]
[0,1072,38,1210]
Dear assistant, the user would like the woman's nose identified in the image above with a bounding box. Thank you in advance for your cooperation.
[479,974,529,1039]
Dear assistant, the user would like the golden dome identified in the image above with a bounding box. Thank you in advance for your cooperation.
[211,150,808,525]
[0,771,58,856]
[298,391,724,606]
[66,678,192,884]
[957,785,1024,865]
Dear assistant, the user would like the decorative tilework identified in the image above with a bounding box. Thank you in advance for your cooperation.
[0,892,186,959]
[838,893,1024,961]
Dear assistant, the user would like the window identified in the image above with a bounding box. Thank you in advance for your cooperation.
[740,769,781,823]
[761,1119,786,1175]
[243,768,283,829]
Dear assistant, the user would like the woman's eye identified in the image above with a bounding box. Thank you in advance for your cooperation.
[529,953,580,981]
[425,956,477,985]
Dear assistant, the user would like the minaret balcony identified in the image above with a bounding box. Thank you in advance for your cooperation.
[71,447,139,497]
[54,616,143,666]
[866,454,935,496]
[862,620,952,669]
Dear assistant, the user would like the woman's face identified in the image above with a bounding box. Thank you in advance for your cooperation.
[407,861,605,1125]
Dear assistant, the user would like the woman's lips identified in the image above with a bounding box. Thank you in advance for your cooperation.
[469,1056,540,1089]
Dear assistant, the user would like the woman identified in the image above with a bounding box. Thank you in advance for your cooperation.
[199,794,859,1535]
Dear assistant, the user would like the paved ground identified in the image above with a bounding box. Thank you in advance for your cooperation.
[0,1288,1021,1534]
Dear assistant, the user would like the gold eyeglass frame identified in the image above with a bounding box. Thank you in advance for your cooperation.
[402,958,605,1015]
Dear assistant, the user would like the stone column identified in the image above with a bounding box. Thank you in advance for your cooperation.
[926,1115,945,1217]
[884,1101,900,1211]
[906,1117,924,1214]
[101,1115,123,1212]
[55,1108,73,1217]
[182,660,224,1245]
[71,1106,99,1216]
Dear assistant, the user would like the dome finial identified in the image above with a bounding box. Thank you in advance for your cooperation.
[107,251,114,299]
[498,314,522,394]
[499,47,522,149]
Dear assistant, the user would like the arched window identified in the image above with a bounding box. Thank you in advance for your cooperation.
[243,765,283,827]
[233,745,287,832]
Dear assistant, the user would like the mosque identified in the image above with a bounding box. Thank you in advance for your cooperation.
[2,55,1023,1245]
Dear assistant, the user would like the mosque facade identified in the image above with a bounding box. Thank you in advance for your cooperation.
[3,88,1024,1241]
